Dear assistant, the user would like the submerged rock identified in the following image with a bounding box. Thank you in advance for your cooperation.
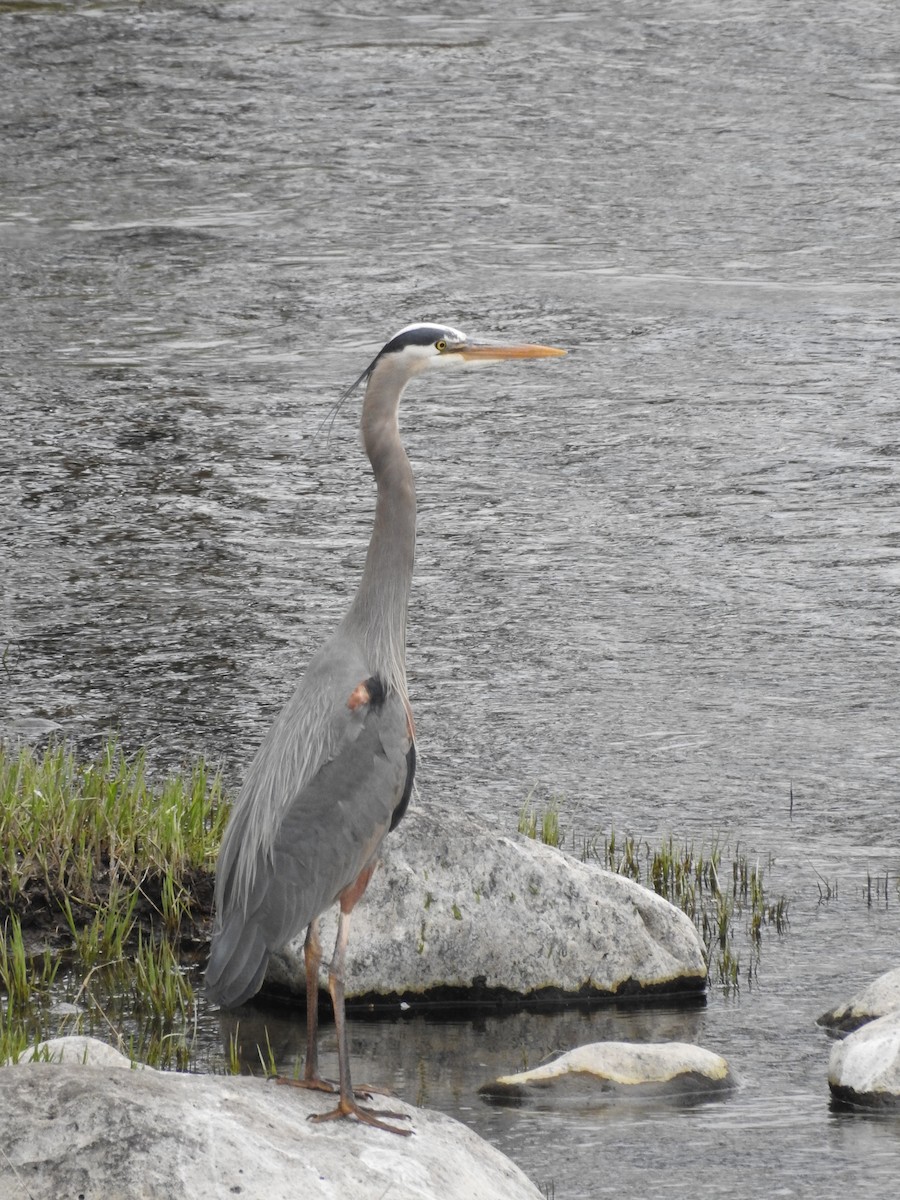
[267,806,707,1006]
[0,1036,542,1200]
[818,965,900,1033]
[479,1040,734,1108]
[828,1010,900,1110]
[0,716,64,747]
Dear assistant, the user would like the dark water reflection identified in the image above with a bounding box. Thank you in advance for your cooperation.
[2,2,899,1196]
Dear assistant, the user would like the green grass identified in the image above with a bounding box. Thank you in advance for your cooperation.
[1,740,227,924]
[0,740,227,1068]
[518,792,563,848]
[132,932,196,1022]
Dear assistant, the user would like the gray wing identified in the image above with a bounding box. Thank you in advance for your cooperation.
[206,638,414,1008]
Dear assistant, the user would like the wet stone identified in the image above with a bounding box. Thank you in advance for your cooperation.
[479,1041,735,1109]
[828,1011,900,1111]
[818,966,900,1034]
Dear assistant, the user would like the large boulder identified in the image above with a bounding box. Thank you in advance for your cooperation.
[0,1037,542,1200]
[479,1040,734,1108]
[817,965,900,1033]
[828,1010,900,1110]
[267,806,707,1005]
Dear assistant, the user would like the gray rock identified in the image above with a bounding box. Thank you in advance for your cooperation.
[267,806,707,1004]
[828,1010,900,1110]
[817,965,900,1033]
[0,1036,541,1200]
[479,1040,734,1108]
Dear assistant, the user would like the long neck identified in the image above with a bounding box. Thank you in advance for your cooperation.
[343,356,417,697]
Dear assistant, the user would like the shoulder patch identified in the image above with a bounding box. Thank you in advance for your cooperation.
[346,675,387,711]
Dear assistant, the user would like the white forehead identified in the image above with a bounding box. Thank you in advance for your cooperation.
[394,322,467,344]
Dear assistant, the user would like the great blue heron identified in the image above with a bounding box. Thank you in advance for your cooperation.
[206,322,565,1133]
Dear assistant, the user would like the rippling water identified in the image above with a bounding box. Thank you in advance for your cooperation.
[2,2,899,1196]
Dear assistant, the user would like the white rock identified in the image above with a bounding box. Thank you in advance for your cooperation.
[828,1010,900,1109]
[29,1035,141,1069]
[0,1036,541,1200]
[480,1040,734,1107]
[818,965,900,1032]
[268,806,706,1003]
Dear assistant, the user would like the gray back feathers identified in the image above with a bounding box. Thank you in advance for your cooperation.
[206,632,414,1008]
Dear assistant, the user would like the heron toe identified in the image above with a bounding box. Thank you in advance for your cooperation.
[275,1074,338,1095]
[307,1095,413,1136]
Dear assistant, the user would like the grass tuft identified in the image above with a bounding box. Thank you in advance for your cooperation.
[0,739,227,1068]
[0,740,227,936]
[518,791,564,848]
[592,828,789,992]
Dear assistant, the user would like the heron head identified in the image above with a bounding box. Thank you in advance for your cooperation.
[343,322,565,397]
[384,322,566,369]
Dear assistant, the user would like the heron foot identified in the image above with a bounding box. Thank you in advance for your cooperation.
[308,1095,413,1136]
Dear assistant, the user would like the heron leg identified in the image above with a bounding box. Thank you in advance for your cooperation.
[308,882,411,1136]
[275,919,336,1095]
[302,918,327,1086]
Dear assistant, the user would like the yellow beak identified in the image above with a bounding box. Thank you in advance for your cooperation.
[451,342,567,361]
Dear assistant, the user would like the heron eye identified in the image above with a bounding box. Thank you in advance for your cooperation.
[435,339,447,352]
